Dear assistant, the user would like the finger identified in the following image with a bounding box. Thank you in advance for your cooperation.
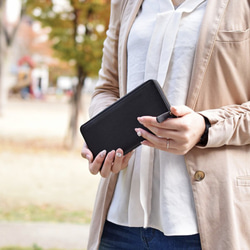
[136,118,177,139]
[100,150,116,178]
[135,128,168,148]
[138,116,176,131]
[112,149,123,173]
[81,144,93,162]
[171,105,193,117]
[137,130,190,155]
[136,127,180,151]
[138,116,161,127]
[138,114,196,139]
[89,150,106,175]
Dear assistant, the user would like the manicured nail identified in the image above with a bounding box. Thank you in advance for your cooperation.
[116,152,122,158]
[108,150,115,159]
[100,150,107,158]
[135,128,142,137]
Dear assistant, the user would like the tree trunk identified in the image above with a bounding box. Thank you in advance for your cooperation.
[0,0,6,116]
[0,0,24,116]
[64,66,85,149]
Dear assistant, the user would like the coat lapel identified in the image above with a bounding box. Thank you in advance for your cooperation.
[186,0,230,109]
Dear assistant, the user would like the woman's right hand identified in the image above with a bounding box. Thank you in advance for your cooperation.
[81,144,134,178]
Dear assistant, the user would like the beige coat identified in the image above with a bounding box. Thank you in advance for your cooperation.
[87,0,250,249]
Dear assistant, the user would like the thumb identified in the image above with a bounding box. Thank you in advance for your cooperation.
[81,144,94,163]
[171,105,193,117]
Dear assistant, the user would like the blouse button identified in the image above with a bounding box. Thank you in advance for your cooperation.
[194,171,205,181]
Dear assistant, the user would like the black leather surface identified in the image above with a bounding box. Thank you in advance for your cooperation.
[80,79,171,158]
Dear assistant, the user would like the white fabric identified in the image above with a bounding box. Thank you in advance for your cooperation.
[107,0,207,236]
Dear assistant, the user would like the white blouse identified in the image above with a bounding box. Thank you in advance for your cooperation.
[107,0,207,236]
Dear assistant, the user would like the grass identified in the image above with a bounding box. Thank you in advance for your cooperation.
[0,246,80,250]
[0,246,62,250]
[0,205,92,224]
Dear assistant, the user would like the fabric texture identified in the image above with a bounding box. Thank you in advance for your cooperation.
[107,0,207,236]
[99,220,202,250]
[87,0,250,249]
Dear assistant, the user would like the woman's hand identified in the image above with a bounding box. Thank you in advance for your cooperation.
[81,144,133,178]
[135,105,206,155]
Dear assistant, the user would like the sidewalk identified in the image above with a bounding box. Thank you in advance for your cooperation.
[0,222,90,249]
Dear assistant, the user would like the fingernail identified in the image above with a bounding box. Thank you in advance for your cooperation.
[116,152,122,158]
[108,150,115,159]
[100,150,107,158]
[86,154,91,161]
[137,117,142,123]
[135,128,142,137]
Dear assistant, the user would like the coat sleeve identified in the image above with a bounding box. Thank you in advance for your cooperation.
[199,101,250,148]
[89,0,125,118]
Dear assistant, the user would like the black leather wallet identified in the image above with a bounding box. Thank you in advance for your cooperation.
[80,79,173,158]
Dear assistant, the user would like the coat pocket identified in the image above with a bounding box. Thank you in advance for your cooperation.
[216,28,250,42]
[237,176,250,187]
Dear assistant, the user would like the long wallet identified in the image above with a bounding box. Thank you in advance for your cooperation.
[80,79,172,158]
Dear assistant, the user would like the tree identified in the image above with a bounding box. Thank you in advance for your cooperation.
[25,0,110,148]
[0,0,25,115]
[0,1,3,115]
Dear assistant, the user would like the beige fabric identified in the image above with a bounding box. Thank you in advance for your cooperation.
[87,0,250,249]
[172,0,186,7]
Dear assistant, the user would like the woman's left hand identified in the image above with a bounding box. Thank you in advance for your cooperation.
[135,105,205,155]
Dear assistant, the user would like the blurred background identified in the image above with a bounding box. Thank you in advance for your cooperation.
[0,0,110,249]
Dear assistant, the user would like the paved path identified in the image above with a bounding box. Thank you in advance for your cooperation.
[0,222,90,249]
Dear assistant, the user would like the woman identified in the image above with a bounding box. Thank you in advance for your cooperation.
[81,0,250,249]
